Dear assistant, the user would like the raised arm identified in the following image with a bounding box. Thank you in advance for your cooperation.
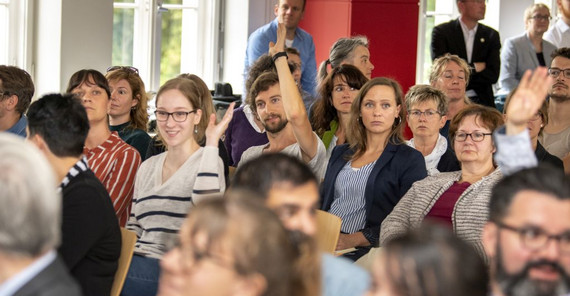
[269,23,318,163]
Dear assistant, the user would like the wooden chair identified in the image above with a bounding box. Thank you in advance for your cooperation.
[110,228,137,296]
[315,210,341,254]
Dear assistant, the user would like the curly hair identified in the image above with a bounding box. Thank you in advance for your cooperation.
[106,68,149,131]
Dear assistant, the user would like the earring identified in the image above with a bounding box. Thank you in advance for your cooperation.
[540,124,544,127]
[394,117,401,126]
[194,126,198,134]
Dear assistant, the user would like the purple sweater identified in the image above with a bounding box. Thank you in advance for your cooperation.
[224,106,268,166]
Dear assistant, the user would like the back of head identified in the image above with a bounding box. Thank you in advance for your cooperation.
[381,223,489,296]
[106,67,149,131]
[490,165,570,223]
[0,134,61,257]
[319,36,369,82]
[0,65,35,115]
[551,47,570,62]
[231,153,317,199]
[66,69,111,98]
[27,93,89,157]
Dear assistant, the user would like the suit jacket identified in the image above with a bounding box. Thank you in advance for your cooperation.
[431,19,501,107]
[320,142,427,249]
[499,33,557,94]
[14,256,82,296]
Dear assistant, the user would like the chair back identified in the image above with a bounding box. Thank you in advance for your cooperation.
[315,210,341,254]
[110,228,137,296]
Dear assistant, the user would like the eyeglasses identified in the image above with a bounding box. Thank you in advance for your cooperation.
[497,221,570,254]
[155,110,197,122]
[106,66,139,75]
[408,109,441,119]
[168,237,239,274]
[530,15,552,21]
[548,68,570,79]
[455,132,492,142]
[333,84,358,93]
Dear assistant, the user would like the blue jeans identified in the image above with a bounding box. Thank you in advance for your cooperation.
[121,255,160,296]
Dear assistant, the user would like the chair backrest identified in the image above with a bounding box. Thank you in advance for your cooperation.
[110,228,137,296]
[315,210,341,254]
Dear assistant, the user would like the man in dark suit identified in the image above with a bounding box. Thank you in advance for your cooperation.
[431,0,501,108]
[0,134,81,296]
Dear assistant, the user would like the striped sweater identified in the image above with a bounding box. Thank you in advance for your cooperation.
[380,168,503,257]
[127,146,225,259]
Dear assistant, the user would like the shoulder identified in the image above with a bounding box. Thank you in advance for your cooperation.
[15,257,82,296]
[249,20,276,39]
[321,254,370,295]
[239,145,265,164]
[417,171,461,186]
[434,19,456,30]
[479,23,500,37]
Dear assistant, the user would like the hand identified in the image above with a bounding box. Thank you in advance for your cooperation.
[505,67,553,135]
[205,102,235,147]
[268,23,286,57]
[474,62,486,72]
[335,232,368,250]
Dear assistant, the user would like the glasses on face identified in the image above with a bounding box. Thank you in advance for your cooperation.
[334,84,358,93]
[155,110,197,122]
[530,14,552,21]
[497,221,570,254]
[408,109,441,119]
[106,66,139,75]
[455,132,492,142]
[548,68,570,79]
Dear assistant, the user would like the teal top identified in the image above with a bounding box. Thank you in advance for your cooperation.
[110,122,151,161]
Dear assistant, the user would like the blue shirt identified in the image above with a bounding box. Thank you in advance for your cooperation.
[6,115,27,137]
[244,18,317,97]
[322,253,370,296]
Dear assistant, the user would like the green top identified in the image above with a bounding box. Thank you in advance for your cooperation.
[110,122,152,161]
[321,119,339,150]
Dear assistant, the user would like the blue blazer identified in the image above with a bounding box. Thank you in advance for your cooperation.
[499,32,557,94]
[320,142,427,247]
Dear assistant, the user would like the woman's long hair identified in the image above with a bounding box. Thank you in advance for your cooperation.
[106,68,149,131]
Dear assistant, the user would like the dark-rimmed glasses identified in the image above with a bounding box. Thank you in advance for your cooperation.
[548,68,570,79]
[106,66,139,75]
[455,132,492,142]
[155,110,197,122]
[497,221,570,254]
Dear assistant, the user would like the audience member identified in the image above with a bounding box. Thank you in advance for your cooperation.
[483,166,570,296]
[106,66,152,160]
[244,0,317,96]
[239,24,326,180]
[498,4,556,98]
[67,69,141,226]
[0,134,82,296]
[318,36,374,81]
[0,65,34,137]
[286,47,315,113]
[541,48,570,173]
[158,193,309,296]
[405,85,460,175]
[431,0,501,108]
[544,0,570,48]
[321,77,427,261]
[122,77,232,296]
[311,64,368,158]
[232,153,370,296]
[27,93,121,296]
[368,224,488,296]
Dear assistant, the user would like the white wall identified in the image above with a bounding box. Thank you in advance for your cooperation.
[498,0,534,44]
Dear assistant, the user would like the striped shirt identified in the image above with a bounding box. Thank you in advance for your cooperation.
[329,160,377,233]
[83,131,141,226]
[127,146,225,259]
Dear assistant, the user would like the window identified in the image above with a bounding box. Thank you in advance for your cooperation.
[0,0,33,70]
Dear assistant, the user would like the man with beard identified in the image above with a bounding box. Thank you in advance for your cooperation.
[239,23,326,180]
[542,47,570,173]
[483,166,570,296]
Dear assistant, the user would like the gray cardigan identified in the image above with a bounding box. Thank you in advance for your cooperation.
[380,168,503,257]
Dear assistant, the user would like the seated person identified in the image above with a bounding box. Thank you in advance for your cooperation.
[319,35,374,80]
[0,65,34,137]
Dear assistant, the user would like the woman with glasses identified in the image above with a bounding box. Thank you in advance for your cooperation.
[405,85,460,175]
[310,65,368,158]
[121,77,234,296]
[498,4,556,99]
[106,66,152,160]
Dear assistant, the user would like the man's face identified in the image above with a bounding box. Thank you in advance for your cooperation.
[274,0,305,31]
[254,83,288,134]
[484,190,570,296]
[548,56,570,103]
[266,181,319,237]
[458,0,486,22]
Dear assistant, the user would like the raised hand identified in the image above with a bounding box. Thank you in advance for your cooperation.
[268,23,286,57]
[205,102,235,147]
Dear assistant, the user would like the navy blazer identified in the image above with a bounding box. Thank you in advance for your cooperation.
[320,142,427,247]
[431,19,501,107]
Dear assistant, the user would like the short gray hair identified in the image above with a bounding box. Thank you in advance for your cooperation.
[319,36,369,81]
[0,134,61,256]
[405,84,448,116]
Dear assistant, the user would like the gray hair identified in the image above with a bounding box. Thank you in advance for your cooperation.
[405,84,449,116]
[0,134,61,256]
[319,36,369,81]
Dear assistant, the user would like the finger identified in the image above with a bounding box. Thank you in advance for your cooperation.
[209,113,216,127]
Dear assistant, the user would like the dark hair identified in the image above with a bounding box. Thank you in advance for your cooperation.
[490,165,570,223]
[245,54,295,105]
[551,47,570,62]
[231,153,318,199]
[0,65,34,114]
[381,223,489,296]
[311,64,368,137]
[448,104,504,146]
[27,93,89,157]
[66,69,111,98]
[248,71,280,114]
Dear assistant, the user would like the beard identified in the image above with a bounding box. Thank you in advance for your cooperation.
[262,114,288,134]
[549,83,570,103]
[495,242,570,296]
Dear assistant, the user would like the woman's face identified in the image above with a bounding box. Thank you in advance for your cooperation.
[344,45,374,79]
[526,111,544,140]
[367,252,400,296]
[360,85,401,136]
[453,114,495,166]
[156,89,201,149]
[432,61,467,101]
[407,99,447,140]
[331,75,359,114]
[526,7,550,36]
[108,79,137,119]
